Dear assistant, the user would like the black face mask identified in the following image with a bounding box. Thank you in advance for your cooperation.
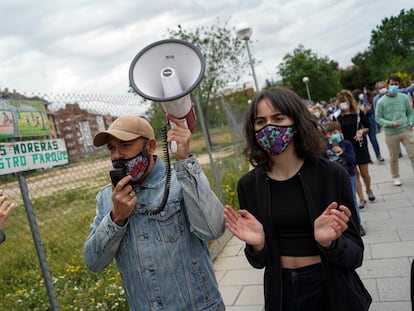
[110,142,150,186]
[111,151,150,182]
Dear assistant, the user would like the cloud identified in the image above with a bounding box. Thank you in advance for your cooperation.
[0,0,411,94]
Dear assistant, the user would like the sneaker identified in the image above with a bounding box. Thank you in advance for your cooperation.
[367,190,375,201]
[359,200,368,211]
[377,156,385,163]
[393,178,402,186]
[359,225,366,237]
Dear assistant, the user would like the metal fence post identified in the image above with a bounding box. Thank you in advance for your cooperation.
[192,95,223,199]
[17,173,60,311]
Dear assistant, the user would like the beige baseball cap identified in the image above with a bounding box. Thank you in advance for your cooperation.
[93,115,155,147]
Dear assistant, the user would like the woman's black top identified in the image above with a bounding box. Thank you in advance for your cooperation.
[237,158,372,311]
[336,111,370,164]
[270,175,319,256]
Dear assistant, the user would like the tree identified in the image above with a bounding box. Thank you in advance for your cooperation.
[167,18,248,113]
[277,45,341,102]
[165,18,249,145]
[337,9,414,90]
[144,102,168,139]
[368,9,414,81]
[339,51,372,90]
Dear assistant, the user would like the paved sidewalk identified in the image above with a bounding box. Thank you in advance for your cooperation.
[213,130,414,311]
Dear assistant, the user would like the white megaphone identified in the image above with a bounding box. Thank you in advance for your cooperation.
[129,39,205,153]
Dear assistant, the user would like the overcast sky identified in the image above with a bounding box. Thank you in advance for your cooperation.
[0,0,412,96]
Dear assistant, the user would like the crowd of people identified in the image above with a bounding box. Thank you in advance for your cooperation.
[80,75,412,309]
[2,74,413,310]
[307,75,414,236]
[223,79,413,310]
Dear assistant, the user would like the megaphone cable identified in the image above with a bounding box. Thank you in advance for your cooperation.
[149,122,171,215]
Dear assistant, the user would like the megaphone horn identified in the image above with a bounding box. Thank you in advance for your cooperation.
[129,39,205,138]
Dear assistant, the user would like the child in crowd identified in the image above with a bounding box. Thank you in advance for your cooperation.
[323,121,366,236]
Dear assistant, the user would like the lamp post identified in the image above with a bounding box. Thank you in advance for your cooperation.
[302,76,311,101]
[236,26,259,92]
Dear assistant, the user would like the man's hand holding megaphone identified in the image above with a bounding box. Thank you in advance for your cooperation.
[166,114,191,161]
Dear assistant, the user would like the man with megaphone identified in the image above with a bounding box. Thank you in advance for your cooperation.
[84,114,226,311]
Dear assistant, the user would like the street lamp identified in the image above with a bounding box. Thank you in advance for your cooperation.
[302,76,311,101]
[236,26,260,92]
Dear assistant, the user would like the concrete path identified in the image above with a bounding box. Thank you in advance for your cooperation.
[213,130,414,311]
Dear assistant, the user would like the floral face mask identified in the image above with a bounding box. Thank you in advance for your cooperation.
[255,124,294,155]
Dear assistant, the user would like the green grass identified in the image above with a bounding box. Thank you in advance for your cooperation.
[202,153,248,209]
[189,125,242,154]
[1,184,128,310]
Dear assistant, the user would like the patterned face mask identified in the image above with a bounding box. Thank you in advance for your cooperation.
[255,124,294,155]
[112,151,150,182]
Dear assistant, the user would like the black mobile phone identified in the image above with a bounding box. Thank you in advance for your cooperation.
[109,159,128,187]
[109,168,127,187]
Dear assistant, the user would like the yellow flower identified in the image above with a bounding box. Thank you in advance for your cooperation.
[16,288,26,295]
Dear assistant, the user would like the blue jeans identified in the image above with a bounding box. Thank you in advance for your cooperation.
[367,114,382,158]
[282,263,331,311]
[349,175,361,223]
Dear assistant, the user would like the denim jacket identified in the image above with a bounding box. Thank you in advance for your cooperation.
[84,155,226,311]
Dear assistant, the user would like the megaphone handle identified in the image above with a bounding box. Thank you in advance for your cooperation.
[169,119,189,153]
[171,140,178,153]
[169,120,178,153]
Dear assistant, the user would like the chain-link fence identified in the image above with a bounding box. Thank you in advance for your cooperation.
[0,91,246,310]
